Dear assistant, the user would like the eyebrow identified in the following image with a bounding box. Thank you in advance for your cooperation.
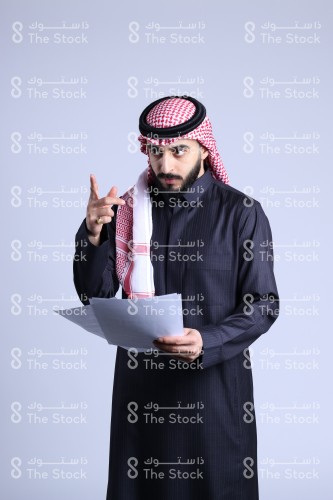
[147,143,190,150]
[171,143,190,148]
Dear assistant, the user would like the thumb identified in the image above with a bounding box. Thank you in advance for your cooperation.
[106,185,118,199]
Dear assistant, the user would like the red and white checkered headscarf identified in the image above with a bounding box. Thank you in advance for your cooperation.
[116,97,229,299]
[138,97,229,186]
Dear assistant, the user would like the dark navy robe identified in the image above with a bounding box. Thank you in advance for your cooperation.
[73,168,279,500]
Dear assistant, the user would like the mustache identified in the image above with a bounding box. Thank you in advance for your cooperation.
[157,173,183,180]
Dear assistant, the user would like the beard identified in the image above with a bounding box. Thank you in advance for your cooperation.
[151,154,202,193]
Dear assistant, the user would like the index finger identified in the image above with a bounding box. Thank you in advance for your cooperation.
[89,174,99,201]
[154,335,189,345]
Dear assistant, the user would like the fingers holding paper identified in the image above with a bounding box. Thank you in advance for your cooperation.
[153,328,203,362]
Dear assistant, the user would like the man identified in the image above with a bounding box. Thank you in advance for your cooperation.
[73,96,279,499]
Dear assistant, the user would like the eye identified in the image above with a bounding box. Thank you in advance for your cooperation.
[149,146,163,156]
[172,146,188,156]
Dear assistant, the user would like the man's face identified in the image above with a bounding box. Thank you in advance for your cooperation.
[147,139,208,192]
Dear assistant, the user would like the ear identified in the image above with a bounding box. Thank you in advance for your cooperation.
[200,146,209,160]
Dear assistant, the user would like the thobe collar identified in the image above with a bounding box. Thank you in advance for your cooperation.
[149,167,214,209]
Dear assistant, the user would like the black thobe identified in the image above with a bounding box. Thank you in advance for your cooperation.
[73,168,279,500]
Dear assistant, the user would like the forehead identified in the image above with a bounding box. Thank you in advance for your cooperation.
[147,138,198,148]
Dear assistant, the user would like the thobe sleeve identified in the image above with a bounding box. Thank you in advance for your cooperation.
[73,217,120,305]
[199,201,279,369]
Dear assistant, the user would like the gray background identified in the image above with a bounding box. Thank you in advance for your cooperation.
[1,0,330,498]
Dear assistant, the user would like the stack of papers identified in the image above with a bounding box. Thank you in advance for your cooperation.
[57,293,184,351]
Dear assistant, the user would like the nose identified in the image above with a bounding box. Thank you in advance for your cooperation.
[160,150,174,174]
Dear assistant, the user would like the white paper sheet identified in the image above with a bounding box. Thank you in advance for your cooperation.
[56,293,184,351]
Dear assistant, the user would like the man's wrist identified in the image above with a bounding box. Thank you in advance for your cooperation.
[87,232,101,246]
[84,219,102,246]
